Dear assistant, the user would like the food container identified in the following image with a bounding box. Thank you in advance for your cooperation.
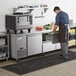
[36,26,43,31]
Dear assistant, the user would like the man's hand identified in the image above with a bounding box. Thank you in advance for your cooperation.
[52,25,58,32]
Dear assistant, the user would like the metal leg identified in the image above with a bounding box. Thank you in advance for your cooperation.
[28,29,31,33]
[6,58,8,61]
[20,30,23,34]
[14,30,17,34]
[6,29,10,34]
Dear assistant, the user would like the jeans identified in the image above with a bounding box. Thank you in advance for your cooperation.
[60,32,69,57]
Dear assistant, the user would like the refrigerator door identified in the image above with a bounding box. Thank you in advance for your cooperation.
[16,34,26,51]
[27,33,42,56]
[11,34,27,59]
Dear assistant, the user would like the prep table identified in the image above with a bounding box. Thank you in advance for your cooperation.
[10,25,76,61]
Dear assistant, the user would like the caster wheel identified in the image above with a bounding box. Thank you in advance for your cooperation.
[16,59,19,62]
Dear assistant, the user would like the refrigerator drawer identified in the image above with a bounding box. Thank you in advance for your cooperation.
[55,43,61,50]
[43,41,56,53]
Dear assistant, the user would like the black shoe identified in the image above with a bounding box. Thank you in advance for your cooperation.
[63,56,69,60]
[59,54,69,60]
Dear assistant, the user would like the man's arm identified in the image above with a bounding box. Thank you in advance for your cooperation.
[52,25,58,32]
[52,14,60,32]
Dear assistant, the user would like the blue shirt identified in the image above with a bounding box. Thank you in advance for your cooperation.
[55,11,69,25]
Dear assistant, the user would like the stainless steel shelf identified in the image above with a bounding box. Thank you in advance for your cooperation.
[0,33,9,61]
[0,45,8,48]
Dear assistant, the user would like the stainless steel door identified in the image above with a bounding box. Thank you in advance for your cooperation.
[27,33,42,56]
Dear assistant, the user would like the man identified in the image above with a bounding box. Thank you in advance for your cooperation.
[53,6,69,60]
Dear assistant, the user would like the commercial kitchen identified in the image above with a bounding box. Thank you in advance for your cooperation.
[0,0,76,76]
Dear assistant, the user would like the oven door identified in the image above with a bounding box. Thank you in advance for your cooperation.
[17,15,32,29]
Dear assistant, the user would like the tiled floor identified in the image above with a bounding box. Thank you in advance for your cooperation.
[0,48,76,76]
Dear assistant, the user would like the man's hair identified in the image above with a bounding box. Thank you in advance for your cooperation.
[54,6,60,11]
